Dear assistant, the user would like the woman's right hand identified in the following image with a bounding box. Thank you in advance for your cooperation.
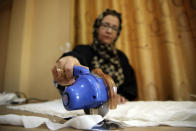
[51,56,83,86]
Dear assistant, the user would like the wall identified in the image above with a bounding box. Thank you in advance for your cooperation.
[3,0,72,100]
[0,0,12,92]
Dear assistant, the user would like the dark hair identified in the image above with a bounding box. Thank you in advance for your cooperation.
[93,9,122,43]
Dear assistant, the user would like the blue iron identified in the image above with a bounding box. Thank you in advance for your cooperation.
[62,66,109,116]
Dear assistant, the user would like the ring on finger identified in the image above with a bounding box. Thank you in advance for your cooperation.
[56,67,63,78]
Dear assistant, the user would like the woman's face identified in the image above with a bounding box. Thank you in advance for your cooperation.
[97,15,119,44]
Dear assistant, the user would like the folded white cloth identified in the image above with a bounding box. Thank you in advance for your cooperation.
[0,93,26,105]
[0,114,103,130]
[0,93,17,105]
[5,100,196,128]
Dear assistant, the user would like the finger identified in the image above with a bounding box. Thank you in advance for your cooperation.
[52,66,59,80]
[51,66,57,78]
[121,97,128,103]
[53,64,72,85]
[55,61,64,79]
[54,56,83,86]
[79,65,89,69]
[56,77,75,86]
[108,95,116,109]
[118,95,127,104]
[109,99,114,109]
[55,73,66,85]
[116,95,119,104]
[63,65,73,80]
[62,61,82,80]
[65,78,75,85]
[110,95,117,109]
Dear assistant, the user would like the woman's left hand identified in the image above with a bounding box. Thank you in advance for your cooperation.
[116,94,128,104]
[92,68,127,109]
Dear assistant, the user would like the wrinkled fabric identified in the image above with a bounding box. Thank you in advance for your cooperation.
[0,114,103,130]
[6,100,196,128]
[105,101,196,128]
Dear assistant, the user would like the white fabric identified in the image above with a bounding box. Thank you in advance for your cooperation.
[0,114,103,130]
[8,99,83,118]
[0,93,26,105]
[0,93,17,105]
[4,100,196,129]
[105,101,196,128]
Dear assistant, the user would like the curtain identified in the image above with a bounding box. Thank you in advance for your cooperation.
[70,0,196,100]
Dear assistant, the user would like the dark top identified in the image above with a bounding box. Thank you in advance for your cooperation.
[57,45,137,101]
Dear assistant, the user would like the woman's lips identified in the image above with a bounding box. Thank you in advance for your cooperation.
[104,35,112,40]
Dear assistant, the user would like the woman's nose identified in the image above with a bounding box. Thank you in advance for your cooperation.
[106,27,113,33]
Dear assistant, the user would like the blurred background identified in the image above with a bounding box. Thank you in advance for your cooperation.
[0,0,195,101]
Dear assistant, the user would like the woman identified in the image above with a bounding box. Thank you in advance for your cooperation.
[52,9,137,109]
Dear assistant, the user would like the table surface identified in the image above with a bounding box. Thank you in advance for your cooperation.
[0,105,195,131]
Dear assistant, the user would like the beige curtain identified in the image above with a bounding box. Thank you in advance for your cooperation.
[70,0,196,100]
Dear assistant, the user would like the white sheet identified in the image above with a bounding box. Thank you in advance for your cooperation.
[0,114,103,130]
[3,100,196,128]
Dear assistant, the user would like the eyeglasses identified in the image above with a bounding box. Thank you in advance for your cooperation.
[100,22,119,32]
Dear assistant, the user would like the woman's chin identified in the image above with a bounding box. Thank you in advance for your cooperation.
[102,40,113,45]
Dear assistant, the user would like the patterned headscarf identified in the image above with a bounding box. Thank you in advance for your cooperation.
[91,9,124,87]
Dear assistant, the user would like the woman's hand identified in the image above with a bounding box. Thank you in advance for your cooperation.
[52,56,87,86]
[116,94,128,104]
[92,68,127,110]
